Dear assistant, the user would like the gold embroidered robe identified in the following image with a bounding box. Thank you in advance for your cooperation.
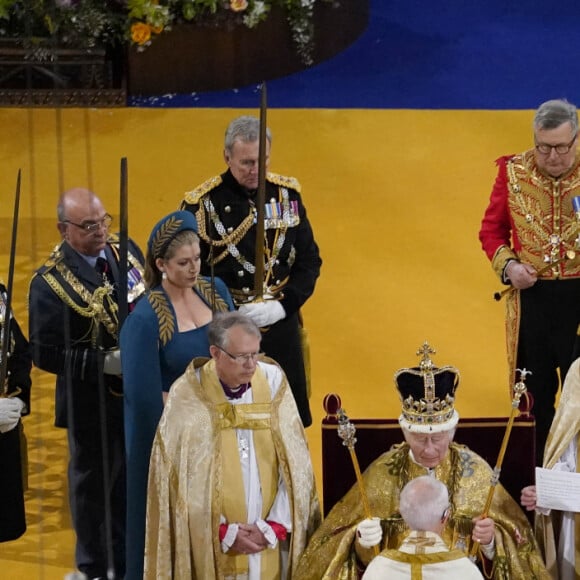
[294,442,549,579]
[144,357,320,579]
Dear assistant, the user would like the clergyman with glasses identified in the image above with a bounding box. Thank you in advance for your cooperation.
[362,476,483,579]
[28,187,145,580]
[479,98,580,466]
[144,310,320,580]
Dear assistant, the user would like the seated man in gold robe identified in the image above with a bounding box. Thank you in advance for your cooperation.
[363,476,483,579]
[144,311,320,579]
[294,343,549,580]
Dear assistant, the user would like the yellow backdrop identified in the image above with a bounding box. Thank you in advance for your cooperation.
[0,106,533,578]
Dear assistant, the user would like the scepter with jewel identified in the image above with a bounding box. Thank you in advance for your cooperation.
[468,368,529,560]
[337,407,380,557]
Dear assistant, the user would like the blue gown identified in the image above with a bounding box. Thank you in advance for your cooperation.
[121,276,234,580]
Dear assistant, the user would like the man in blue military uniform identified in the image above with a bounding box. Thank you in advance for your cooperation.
[29,187,145,579]
[180,116,322,426]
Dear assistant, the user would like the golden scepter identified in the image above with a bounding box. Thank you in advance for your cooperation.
[337,407,380,557]
[468,369,529,560]
[493,250,576,301]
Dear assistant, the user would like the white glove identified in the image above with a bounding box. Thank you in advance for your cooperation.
[103,349,122,376]
[356,517,382,549]
[0,397,25,433]
[238,301,285,327]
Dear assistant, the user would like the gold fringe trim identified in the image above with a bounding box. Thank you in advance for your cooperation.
[182,175,223,206]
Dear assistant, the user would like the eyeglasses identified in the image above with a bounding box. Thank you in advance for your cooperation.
[62,214,113,233]
[218,346,262,364]
[535,134,577,155]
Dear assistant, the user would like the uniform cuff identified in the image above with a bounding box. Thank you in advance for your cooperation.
[491,245,518,280]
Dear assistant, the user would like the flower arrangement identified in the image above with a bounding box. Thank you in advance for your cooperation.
[0,0,332,64]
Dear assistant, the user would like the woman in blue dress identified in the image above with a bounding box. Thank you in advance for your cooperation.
[121,210,234,580]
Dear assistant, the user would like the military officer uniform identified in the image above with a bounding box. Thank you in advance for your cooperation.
[28,236,144,578]
[181,169,322,426]
[0,284,32,543]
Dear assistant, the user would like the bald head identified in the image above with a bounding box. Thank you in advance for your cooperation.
[399,476,450,533]
[57,188,110,257]
[57,188,98,220]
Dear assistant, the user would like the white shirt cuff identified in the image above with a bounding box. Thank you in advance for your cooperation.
[256,518,278,548]
[221,523,239,553]
[481,536,495,560]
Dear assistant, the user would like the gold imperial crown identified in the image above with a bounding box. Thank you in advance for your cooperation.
[394,341,460,433]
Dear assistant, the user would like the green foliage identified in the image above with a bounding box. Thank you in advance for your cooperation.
[0,0,331,62]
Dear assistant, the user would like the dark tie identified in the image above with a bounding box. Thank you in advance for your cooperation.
[95,257,109,275]
[95,257,114,286]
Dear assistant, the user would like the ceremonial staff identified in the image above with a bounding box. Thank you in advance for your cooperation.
[493,251,576,301]
[118,157,129,329]
[468,369,529,560]
[91,158,129,578]
[207,204,217,312]
[337,407,380,557]
[253,81,267,300]
[0,170,21,397]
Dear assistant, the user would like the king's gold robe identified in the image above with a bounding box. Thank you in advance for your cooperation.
[294,442,549,579]
[144,357,320,579]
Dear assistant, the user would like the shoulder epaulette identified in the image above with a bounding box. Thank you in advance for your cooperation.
[183,175,223,206]
[267,172,301,193]
[36,243,65,274]
[495,154,516,166]
[107,233,120,244]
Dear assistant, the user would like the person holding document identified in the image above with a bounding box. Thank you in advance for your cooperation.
[521,357,580,579]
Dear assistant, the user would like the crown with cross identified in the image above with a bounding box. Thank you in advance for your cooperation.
[394,341,461,433]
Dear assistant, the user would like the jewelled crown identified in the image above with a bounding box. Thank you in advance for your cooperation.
[394,342,460,433]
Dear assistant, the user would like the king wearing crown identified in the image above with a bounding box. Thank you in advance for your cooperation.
[295,343,549,579]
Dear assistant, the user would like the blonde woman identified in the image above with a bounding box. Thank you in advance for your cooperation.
[121,210,234,580]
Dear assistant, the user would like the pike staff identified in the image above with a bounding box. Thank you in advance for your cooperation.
[118,157,129,330]
[337,407,380,557]
[253,81,267,300]
[468,369,529,561]
[1,170,21,397]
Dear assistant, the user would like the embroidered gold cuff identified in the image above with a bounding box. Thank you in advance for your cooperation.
[491,245,518,279]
